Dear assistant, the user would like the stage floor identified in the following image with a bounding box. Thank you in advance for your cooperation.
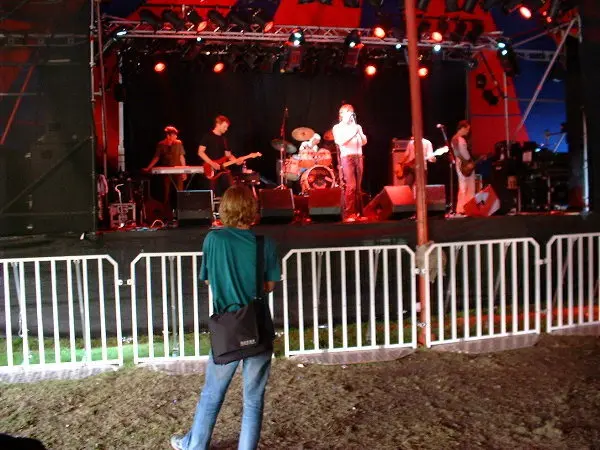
[0,211,598,264]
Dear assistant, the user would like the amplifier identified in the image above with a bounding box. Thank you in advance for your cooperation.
[177,190,214,224]
[109,202,136,229]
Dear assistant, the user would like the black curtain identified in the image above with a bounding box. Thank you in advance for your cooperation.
[124,61,466,195]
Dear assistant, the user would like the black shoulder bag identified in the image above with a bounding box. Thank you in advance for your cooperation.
[208,235,275,364]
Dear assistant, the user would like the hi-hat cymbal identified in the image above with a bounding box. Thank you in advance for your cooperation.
[271,139,297,154]
[323,129,334,141]
[291,127,315,141]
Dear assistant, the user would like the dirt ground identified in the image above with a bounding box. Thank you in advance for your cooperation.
[1,334,599,449]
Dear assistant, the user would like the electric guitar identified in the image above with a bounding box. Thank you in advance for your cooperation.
[394,145,449,179]
[457,153,492,177]
[203,152,262,180]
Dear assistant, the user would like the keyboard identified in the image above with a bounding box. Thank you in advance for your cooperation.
[151,166,205,175]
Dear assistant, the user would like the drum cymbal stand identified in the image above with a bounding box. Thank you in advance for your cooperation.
[276,106,288,190]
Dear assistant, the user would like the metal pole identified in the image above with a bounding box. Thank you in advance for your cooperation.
[503,72,510,156]
[94,0,109,177]
[582,109,590,212]
[515,18,576,134]
[117,53,126,172]
[89,0,97,232]
[0,63,36,146]
[404,0,429,346]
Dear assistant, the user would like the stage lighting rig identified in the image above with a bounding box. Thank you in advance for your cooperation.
[186,9,208,32]
[228,11,250,31]
[466,20,484,44]
[139,9,161,30]
[252,10,274,33]
[344,30,362,48]
[288,29,305,47]
[497,41,519,76]
[207,10,228,29]
[162,9,186,31]
[450,21,467,43]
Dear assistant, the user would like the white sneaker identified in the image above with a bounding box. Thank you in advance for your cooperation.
[170,435,185,450]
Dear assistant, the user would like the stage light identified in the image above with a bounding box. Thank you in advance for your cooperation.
[497,45,519,76]
[519,6,532,19]
[288,29,305,46]
[445,0,460,13]
[154,62,166,73]
[466,20,484,44]
[186,9,208,32]
[417,0,431,12]
[476,73,487,88]
[343,0,361,7]
[139,9,161,29]
[418,67,429,77]
[162,9,186,31]
[373,26,386,39]
[344,30,362,48]
[502,0,521,13]
[115,29,128,37]
[548,0,562,22]
[213,62,225,73]
[207,10,228,29]
[395,42,403,50]
[365,64,377,76]
[463,0,479,13]
[418,20,431,39]
[497,39,508,49]
[252,10,274,32]
[431,31,443,42]
[195,36,204,45]
[483,89,499,106]
[433,44,442,52]
[228,12,250,31]
[450,21,467,43]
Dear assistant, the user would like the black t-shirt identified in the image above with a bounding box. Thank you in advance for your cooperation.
[200,132,230,161]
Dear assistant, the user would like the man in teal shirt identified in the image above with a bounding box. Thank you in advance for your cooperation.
[172,185,281,450]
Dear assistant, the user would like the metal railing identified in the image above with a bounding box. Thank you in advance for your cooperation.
[282,245,417,357]
[424,238,542,347]
[546,233,600,333]
[0,255,122,372]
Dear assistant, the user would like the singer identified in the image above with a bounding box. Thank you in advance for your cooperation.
[332,104,367,222]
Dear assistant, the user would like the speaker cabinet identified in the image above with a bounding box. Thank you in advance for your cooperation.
[464,185,500,217]
[363,186,415,220]
[425,184,447,214]
[259,188,294,222]
[308,188,342,219]
[177,190,214,224]
[390,139,410,186]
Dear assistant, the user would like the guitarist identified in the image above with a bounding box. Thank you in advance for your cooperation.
[395,128,437,187]
[452,120,476,216]
[198,115,240,197]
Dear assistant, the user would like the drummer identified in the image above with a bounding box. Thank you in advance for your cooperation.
[298,133,321,156]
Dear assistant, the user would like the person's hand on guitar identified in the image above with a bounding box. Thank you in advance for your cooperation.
[210,160,221,171]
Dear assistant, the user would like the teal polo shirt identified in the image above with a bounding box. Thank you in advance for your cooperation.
[199,228,281,313]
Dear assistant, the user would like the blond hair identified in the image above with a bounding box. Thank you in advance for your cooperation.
[218,185,257,227]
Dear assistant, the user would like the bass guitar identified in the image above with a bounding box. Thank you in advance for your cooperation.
[203,152,262,180]
[457,153,490,177]
[394,145,449,179]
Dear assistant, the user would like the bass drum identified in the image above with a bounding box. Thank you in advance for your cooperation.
[300,165,336,193]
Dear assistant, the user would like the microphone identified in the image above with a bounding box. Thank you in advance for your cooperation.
[436,124,445,129]
[284,107,289,116]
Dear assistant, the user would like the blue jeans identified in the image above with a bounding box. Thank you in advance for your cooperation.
[181,351,272,450]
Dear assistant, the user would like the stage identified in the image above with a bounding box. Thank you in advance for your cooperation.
[1,211,597,264]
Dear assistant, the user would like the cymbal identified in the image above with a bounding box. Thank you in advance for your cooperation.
[271,139,297,154]
[291,127,315,141]
[323,129,334,141]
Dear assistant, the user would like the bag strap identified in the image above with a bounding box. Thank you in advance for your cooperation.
[255,235,265,300]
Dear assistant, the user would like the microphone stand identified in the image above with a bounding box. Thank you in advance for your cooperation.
[276,106,288,190]
[438,125,455,215]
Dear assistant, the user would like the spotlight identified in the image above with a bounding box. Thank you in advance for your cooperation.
[195,36,204,45]
[418,20,431,39]
[343,0,361,7]
[445,0,460,13]
[213,62,225,73]
[463,0,479,13]
[433,44,442,52]
[418,67,429,77]
[466,20,484,44]
[154,62,166,73]
[139,9,161,30]
[475,73,487,88]
[252,10,274,32]
[548,0,562,22]
[288,29,305,46]
[373,26,386,39]
[450,21,467,43]
[395,42,403,50]
[365,64,377,76]
[162,9,186,31]
[115,28,128,37]
[496,38,508,49]
[435,18,449,40]
[344,30,362,48]
[497,45,519,76]
[519,6,532,18]
[186,9,208,32]
[431,31,443,42]
[417,0,431,12]
[483,89,499,106]
[207,10,228,29]
[228,12,250,31]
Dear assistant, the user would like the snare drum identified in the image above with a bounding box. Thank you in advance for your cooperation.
[284,157,301,181]
[315,148,332,166]
[300,165,336,193]
[298,148,316,169]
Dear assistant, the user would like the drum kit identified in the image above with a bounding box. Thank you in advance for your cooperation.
[271,126,338,194]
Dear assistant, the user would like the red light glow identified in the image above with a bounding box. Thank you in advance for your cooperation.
[197,21,208,32]
[418,67,429,78]
[373,26,386,39]
[365,64,377,76]
[264,21,274,32]
[213,62,225,73]
[431,31,443,42]
[154,62,166,73]
[519,6,532,19]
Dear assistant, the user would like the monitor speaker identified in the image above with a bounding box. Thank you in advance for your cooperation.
[259,188,294,222]
[308,187,342,219]
[177,190,214,224]
[464,185,500,217]
[363,186,415,220]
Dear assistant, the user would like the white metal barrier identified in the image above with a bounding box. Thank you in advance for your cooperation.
[0,255,122,372]
[282,245,417,357]
[546,233,600,333]
[424,238,542,347]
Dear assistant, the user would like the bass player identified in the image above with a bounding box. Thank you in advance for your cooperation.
[452,120,475,216]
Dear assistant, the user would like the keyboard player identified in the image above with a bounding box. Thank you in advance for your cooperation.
[144,125,187,206]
